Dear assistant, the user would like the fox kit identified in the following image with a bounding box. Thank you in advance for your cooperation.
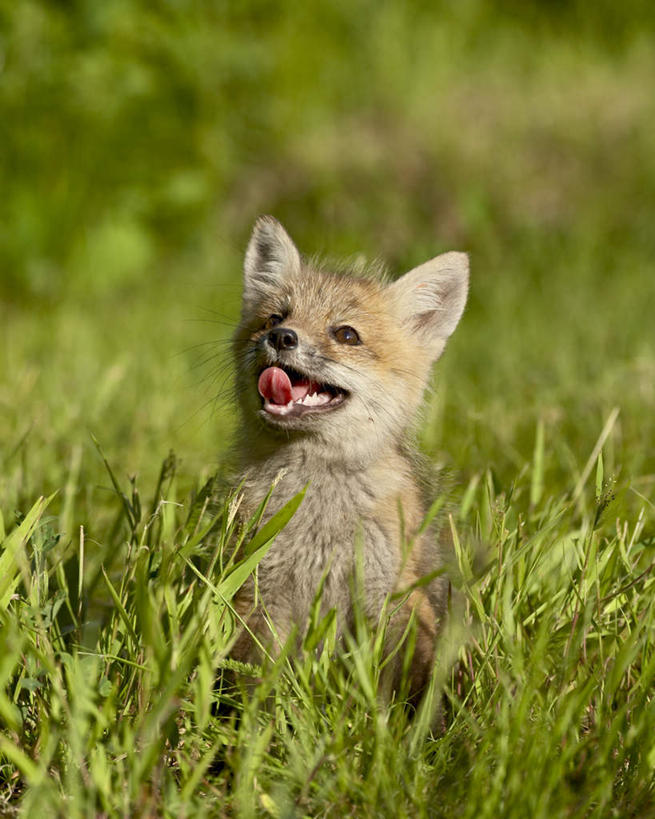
[231,216,468,699]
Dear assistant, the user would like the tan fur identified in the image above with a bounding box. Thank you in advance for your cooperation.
[230,216,468,700]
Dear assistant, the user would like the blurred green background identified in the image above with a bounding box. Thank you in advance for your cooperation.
[1,0,654,527]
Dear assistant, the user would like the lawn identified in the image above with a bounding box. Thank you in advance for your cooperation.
[1,1,654,815]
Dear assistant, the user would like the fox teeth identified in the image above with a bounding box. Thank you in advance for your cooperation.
[298,392,330,407]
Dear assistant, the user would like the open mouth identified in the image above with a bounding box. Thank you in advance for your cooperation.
[257,365,347,418]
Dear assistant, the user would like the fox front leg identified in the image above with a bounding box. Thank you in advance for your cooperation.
[383,588,441,707]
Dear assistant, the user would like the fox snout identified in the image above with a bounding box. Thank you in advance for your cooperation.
[266,327,298,352]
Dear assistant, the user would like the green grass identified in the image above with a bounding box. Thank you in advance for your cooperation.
[1,438,653,816]
[2,1,655,815]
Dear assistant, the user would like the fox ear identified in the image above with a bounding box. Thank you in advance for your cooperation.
[243,216,301,307]
[389,251,469,358]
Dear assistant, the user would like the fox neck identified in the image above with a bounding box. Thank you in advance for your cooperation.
[236,429,417,529]
[236,421,408,473]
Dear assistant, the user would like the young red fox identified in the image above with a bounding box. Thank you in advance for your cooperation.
[231,216,468,699]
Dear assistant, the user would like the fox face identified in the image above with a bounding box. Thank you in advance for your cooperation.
[233,216,469,464]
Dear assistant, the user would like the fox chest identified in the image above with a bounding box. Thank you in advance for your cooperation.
[251,477,399,621]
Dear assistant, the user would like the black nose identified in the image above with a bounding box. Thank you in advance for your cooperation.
[268,327,298,351]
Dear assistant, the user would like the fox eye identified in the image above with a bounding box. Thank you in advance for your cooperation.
[263,314,284,330]
[333,325,361,345]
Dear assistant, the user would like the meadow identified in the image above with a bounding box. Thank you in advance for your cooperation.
[1,1,654,815]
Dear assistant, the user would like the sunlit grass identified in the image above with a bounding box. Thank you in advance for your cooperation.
[1,418,654,815]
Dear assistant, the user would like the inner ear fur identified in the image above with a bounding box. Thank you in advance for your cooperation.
[388,251,469,355]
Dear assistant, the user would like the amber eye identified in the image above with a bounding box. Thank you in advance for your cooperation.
[333,325,361,345]
[263,314,284,330]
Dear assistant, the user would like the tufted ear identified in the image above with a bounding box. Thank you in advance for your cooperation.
[242,215,301,309]
[388,251,469,359]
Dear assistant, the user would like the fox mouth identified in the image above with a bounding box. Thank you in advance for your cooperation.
[257,365,347,418]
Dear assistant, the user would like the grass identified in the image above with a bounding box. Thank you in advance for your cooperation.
[2,1,655,815]
[1,434,653,816]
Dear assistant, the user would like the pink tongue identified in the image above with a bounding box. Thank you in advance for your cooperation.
[258,367,293,405]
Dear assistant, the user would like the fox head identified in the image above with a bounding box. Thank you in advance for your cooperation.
[233,216,469,465]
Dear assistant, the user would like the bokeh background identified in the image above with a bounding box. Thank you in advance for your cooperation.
[2,0,654,526]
